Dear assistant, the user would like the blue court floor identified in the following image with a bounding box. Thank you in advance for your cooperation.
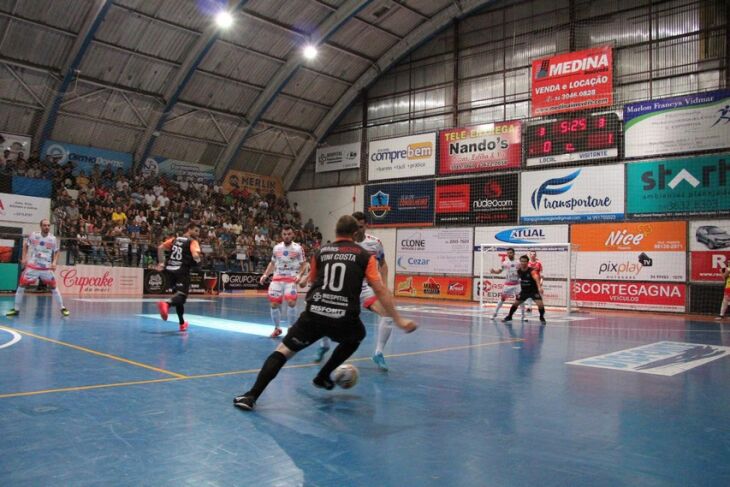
[0,294,729,486]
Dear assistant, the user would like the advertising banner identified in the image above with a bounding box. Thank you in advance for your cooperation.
[438,121,521,175]
[571,221,686,282]
[626,154,730,217]
[143,269,215,294]
[435,173,518,225]
[473,277,567,307]
[394,274,472,301]
[572,280,686,312]
[396,227,473,275]
[368,133,436,181]
[0,263,18,291]
[0,133,31,161]
[520,164,624,223]
[531,46,613,117]
[219,272,265,291]
[624,89,730,158]
[141,157,214,181]
[41,140,133,176]
[222,169,283,196]
[689,220,730,282]
[473,225,570,279]
[0,193,51,223]
[316,143,360,173]
[57,265,143,296]
[365,180,434,227]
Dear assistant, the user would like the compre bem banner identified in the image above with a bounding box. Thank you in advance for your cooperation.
[394,274,472,301]
[571,221,686,282]
[365,180,434,227]
[0,193,51,223]
[316,143,361,173]
[572,280,686,313]
[438,121,521,175]
[689,220,730,282]
[473,277,567,307]
[41,140,133,176]
[396,227,473,275]
[624,89,730,158]
[520,164,624,223]
[368,133,436,181]
[435,173,518,225]
[58,265,143,296]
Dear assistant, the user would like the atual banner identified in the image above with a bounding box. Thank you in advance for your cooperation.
[57,265,143,296]
[219,272,266,291]
[222,169,283,196]
[0,193,51,223]
[624,89,730,158]
[626,154,730,217]
[394,274,472,301]
[571,221,686,282]
[473,277,567,307]
[141,157,215,181]
[689,220,730,282]
[365,180,434,227]
[438,121,521,175]
[396,227,473,275]
[572,280,686,313]
[531,46,613,117]
[368,133,436,181]
[435,173,518,225]
[316,143,361,173]
[520,164,624,223]
[41,140,133,176]
[0,133,31,161]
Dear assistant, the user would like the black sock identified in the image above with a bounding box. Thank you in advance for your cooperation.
[248,351,287,399]
[506,304,518,318]
[176,304,185,324]
[539,306,545,319]
[318,342,360,379]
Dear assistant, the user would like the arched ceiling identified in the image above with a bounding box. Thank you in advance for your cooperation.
[0,0,501,188]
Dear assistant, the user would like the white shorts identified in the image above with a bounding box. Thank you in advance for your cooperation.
[268,280,298,304]
[360,282,378,309]
[20,267,57,288]
[501,283,520,299]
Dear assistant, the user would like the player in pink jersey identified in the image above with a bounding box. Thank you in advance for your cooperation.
[526,250,544,313]
[489,247,525,321]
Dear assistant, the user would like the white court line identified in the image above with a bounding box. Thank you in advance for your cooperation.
[0,326,22,349]
[139,314,287,337]
[76,298,213,303]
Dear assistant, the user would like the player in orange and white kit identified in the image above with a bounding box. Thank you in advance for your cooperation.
[259,225,308,338]
[490,247,525,321]
[525,250,544,314]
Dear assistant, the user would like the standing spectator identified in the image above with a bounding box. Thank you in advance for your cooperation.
[718,266,730,320]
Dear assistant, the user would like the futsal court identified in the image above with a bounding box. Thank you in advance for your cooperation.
[1,293,728,486]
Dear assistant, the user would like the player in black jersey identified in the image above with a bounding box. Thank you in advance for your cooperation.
[156,223,201,331]
[503,255,546,324]
[234,215,417,411]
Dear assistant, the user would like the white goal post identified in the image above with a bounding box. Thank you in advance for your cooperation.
[476,242,575,314]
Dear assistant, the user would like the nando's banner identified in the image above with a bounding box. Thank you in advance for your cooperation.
[438,121,521,175]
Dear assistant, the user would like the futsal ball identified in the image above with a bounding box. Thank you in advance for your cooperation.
[332,364,359,389]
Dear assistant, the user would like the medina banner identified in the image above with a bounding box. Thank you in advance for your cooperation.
[365,180,434,227]
[41,140,132,176]
[689,220,730,282]
[316,142,361,173]
[438,121,521,175]
[368,133,436,181]
[435,173,518,225]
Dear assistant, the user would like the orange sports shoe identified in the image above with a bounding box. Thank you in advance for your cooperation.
[157,301,169,321]
[270,327,283,338]
[179,321,189,332]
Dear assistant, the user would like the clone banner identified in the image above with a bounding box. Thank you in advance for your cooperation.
[571,221,686,282]
[531,46,613,117]
[624,89,730,158]
[689,220,730,282]
[57,265,143,296]
[0,193,51,223]
[141,157,214,181]
[0,133,31,160]
[438,121,521,175]
[626,154,730,217]
[572,280,686,313]
[41,140,133,176]
[368,133,436,181]
[435,173,518,225]
[473,277,567,307]
[520,164,624,223]
[396,227,473,275]
[316,143,361,173]
[473,224,570,279]
[395,274,472,301]
[222,169,283,196]
[365,180,434,227]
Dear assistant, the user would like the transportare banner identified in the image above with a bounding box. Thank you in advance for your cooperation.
[435,173,518,225]
[689,220,730,282]
[394,274,472,301]
[438,121,521,175]
[572,280,686,313]
[365,180,434,227]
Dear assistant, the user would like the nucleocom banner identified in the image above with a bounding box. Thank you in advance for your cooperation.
[141,157,215,181]
[572,280,686,313]
[394,274,472,301]
[438,121,521,175]
[626,154,730,217]
[624,89,730,158]
[316,142,361,173]
[0,133,31,161]
[571,221,686,282]
[435,173,518,225]
[689,220,730,282]
[473,277,567,307]
[222,169,283,196]
[365,180,434,227]
[0,193,51,224]
[57,265,143,296]
[41,140,133,176]
[531,46,613,117]
[520,164,624,223]
[396,227,473,275]
[368,133,436,181]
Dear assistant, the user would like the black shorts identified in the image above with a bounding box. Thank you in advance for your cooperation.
[518,289,542,302]
[283,311,366,352]
[165,270,191,295]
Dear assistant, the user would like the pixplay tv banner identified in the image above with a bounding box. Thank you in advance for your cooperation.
[571,221,686,282]
[365,180,434,227]
[624,90,730,158]
[368,133,436,181]
[689,220,730,282]
[520,164,624,223]
[572,281,686,313]
[626,154,730,217]
[435,173,518,225]
[438,121,521,175]
[42,140,133,176]
[395,274,472,301]
[531,46,613,116]
[396,227,473,275]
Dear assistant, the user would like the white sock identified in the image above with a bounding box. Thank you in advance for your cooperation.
[520,304,525,319]
[14,286,25,309]
[270,307,281,327]
[320,337,331,349]
[51,288,65,309]
[287,304,298,324]
[721,298,729,317]
[493,300,504,316]
[375,317,393,354]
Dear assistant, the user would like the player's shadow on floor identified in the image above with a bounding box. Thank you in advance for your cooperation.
[140,330,184,337]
